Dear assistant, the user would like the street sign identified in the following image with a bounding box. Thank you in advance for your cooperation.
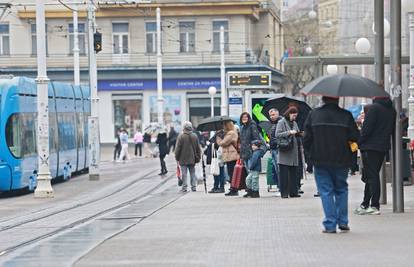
[227,71,271,89]
[228,90,243,119]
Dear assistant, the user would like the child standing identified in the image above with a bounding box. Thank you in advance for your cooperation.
[244,140,265,198]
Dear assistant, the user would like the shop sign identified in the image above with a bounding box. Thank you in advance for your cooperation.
[98,78,220,91]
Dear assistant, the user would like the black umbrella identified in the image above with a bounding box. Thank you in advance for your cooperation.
[301,74,390,98]
[262,96,311,131]
[196,116,235,132]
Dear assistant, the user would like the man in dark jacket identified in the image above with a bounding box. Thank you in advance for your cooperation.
[304,96,359,233]
[355,97,396,215]
[269,108,282,194]
[175,121,201,192]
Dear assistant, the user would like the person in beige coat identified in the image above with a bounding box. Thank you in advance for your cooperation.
[216,121,240,196]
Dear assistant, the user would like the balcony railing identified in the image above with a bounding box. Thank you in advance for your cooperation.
[0,51,248,69]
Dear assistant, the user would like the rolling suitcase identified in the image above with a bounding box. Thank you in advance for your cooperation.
[230,160,247,190]
[266,157,277,192]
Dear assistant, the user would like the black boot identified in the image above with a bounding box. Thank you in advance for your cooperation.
[251,191,260,198]
[225,188,239,196]
[243,189,252,198]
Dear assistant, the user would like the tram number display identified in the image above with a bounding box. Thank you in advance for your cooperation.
[227,72,271,88]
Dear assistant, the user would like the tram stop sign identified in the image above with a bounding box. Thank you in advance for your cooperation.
[227,71,271,89]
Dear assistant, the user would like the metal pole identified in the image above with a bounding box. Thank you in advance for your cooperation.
[73,6,80,86]
[374,0,387,205]
[34,0,53,198]
[390,0,404,212]
[220,26,227,116]
[156,7,163,125]
[87,0,100,180]
[210,96,214,117]
[407,12,414,140]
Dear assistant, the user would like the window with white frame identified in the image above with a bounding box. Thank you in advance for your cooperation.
[69,23,86,55]
[179,21,195,53]
[0,24,9,55]
[112,22,129,54]
[31,24,48,55]
[146,22,157,54]
[212,20,229,52]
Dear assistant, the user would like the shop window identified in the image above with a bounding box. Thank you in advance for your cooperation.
[113,99,142,138]
[188,98,220,127]
[149,96,182,129]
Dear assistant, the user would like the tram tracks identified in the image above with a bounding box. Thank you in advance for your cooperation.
[0,162,179,257]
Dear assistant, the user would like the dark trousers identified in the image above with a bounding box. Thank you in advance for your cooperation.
[226,160,237,183]
[135,143,142,156]
[113,146,121,160]
[160,155,167,173]
[350,151,359,173]
[361,150,386,210]
[279,164,299,197]
[214,166,225,189]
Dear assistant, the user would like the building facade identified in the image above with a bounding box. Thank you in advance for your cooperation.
[2,0,284,143]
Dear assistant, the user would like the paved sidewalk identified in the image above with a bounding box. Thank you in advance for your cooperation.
[76,173,414,267]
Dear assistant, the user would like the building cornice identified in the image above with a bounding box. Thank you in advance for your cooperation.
[18,1,262,19]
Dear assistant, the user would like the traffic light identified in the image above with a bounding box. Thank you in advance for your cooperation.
[94,31,102,53]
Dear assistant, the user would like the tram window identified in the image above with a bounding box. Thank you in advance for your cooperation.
[58,113,76,150]
[49,115,57,153]
[20,113,37,157]
[6,114,22,158]
[77,113,84,149]
[6,113,37,158]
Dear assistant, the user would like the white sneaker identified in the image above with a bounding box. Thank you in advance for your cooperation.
[354,205,367,215]
[274,192,281,197]
[366,207,381,215]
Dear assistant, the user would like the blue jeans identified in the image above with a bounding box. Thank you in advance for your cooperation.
[271,150,279,186]
[213,166,225,190]
[314,166,349,230]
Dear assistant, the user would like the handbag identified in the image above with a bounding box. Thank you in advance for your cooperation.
[277,135,294,152]
[277,120,294,152]
[210,148,220,176]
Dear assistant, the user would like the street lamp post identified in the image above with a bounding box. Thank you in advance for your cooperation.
[403,0,414,141]
[34,0,53,198]
[208,86,217,117]
[87,0,100,181]
[156,7,164,126]
[391,0,404,213]
[220,26,227,116]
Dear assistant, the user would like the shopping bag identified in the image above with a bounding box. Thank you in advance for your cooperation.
[210,148,220,176]
[176,164,183,186]
[230,159,247,190]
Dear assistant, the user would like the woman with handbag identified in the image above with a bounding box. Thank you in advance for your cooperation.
[276,106,301,198]
[216,121,240,196]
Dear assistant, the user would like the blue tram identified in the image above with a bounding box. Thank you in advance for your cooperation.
[0,76,90,192]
